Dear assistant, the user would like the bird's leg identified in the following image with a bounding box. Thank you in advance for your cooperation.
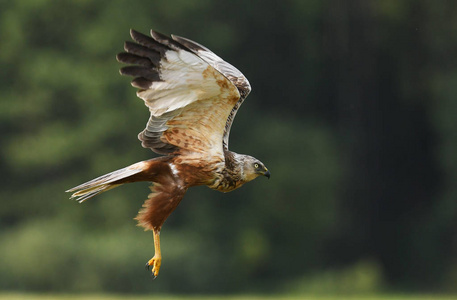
[145,228,162,278]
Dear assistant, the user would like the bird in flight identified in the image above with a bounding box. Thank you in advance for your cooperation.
[67,29,270,278]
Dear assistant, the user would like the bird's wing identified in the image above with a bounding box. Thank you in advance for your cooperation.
[170,34,251,151]
[117,29,250,157]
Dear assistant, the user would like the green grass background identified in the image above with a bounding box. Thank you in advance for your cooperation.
[1,294,457,300]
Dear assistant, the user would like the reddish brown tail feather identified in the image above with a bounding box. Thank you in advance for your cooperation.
[66,158,170,202]
[67,157,187,231]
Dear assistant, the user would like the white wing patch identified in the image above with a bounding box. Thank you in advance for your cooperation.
[137,50,222,117]
[168,162,179,177]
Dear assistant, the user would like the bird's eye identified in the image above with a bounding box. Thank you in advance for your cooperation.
[254,163,259,168]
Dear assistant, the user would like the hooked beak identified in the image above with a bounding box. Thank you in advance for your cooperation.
[264,169,271,179]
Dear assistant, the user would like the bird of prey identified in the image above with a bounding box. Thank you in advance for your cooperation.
[67,29,270,278]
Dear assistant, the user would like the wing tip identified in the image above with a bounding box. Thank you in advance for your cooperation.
[131,77,153,89]
[129,28,136,38]
[115,52,125,63]
[171,34,208,52]
[130,28,150,44]
[149,29,163,40]
[150,30,183,50]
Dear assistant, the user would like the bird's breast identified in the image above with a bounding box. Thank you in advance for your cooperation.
[173,156,225,187]
[207,166,244,193]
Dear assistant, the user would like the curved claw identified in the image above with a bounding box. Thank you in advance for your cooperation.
[145,256,161,278]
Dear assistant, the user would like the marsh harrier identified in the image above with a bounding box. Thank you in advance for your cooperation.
[67,29,270,278]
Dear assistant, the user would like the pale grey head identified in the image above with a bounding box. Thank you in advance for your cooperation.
[233,153,270,182]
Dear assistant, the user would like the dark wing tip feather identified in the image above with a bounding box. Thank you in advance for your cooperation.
[150,30,186,51]
[171,35,209,52]
[130,29,169,54]
[131,77,153,89]
[129,28,143,40]
[116,52,153,67]
[119,66,160,81]
[123,41,162,63]
[130,29,153,45]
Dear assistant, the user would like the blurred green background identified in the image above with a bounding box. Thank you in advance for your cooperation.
[1,0,457,297]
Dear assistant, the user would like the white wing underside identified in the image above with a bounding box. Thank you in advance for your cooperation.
[137,47,240,157]
[118,30,249,157]
[138,50,226,116]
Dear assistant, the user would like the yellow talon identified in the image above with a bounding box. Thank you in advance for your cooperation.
[146,228,162,278]
[146,256,161,278]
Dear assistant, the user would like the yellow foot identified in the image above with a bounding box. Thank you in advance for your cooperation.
[145,256,161,278]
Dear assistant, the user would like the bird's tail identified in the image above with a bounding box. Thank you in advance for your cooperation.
[66,161,149,203]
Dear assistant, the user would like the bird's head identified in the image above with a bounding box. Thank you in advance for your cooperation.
[237,154,270,182]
